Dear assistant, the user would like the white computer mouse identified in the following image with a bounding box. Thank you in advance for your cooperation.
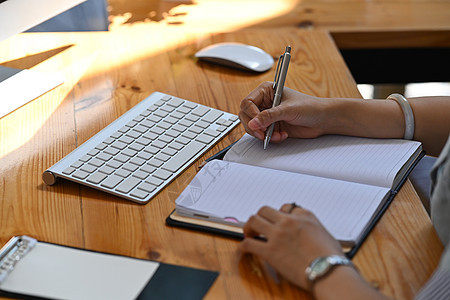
[195,42,274,72]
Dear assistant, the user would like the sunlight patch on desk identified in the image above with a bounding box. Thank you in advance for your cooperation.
[0,51,99,158]
[103,0,298,74]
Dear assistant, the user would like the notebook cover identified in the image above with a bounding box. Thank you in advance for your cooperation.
[0,239,218,300]
[167,143,425,259]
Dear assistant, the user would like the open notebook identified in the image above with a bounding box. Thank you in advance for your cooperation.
[167,134,424,256]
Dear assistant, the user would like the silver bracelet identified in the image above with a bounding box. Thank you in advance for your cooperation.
[387,93,415,140]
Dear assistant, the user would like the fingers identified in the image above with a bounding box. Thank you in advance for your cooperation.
[239,82,275,140]
[243,206,282,237]
[280,202,302,214]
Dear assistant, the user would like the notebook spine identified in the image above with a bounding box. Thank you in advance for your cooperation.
[0,236,37,284]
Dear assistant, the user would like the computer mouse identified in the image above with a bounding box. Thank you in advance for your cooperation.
[195,42,274,72]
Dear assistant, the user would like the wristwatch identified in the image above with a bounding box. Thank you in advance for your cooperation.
[305,255,356,285]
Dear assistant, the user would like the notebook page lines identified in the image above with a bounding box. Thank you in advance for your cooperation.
[224,134,420,189]
[177,160,390,242]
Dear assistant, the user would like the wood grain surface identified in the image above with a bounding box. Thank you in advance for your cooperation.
[0,23,444,300]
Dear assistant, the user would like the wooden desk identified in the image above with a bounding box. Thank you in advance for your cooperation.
[0,27,443,299]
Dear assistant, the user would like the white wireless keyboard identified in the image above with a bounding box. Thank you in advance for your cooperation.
[43,92,240,204]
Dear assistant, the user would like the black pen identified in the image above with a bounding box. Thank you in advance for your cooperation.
[263,46,291,149]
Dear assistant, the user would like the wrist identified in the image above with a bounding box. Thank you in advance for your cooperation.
[305,255,357,293]
[322,97,404,139]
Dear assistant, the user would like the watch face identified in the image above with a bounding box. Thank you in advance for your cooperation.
[314,257,330,274]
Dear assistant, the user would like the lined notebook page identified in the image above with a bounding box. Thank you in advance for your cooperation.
[224,134,421,189]
[1,242,159,300]
[176,160,390,244]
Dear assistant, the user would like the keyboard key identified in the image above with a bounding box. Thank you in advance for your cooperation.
[204,128,220,137]
[143,145,160,155]
[155,153,170,162]
[153,169,172,180]
[136,137,152,146]
[126,120,138,127]
[79,155,91,162]
[202,110,223,123]
[179,119,193,127]
[192,106,210,117]
[96,152,113,161]
[165,129,180,138]
[160,95,171,101]
[81,164,97,173]
[119,135,134,144]
[98,165,115,175]
[195,120,210,129]
[171,111,185,119]
[111,141,127,150]
[71,161,83,168]
[63,167,76,175]
[115,169,131,178]
[126,130,140,139]
[196,134,214,144]
[183,102,197,109]
[159,135,173,144]
[129,143,144,152]
[167,97,184,107]
[123,163,139,172]
[104,147,120,156]
[154,110,169,118]
[168,141,184,151]
[95,143,108,151]
[137,182,157,193]
[172,124,187,132]
[140,165,156,174]
[133,170,149,180]
[146,176,163,187]
[182,131,196,139]
[188,126,203,134]
[150,127,165,135]
[137,151,152,160]
[157,121,171,130]
[106,160,122,169]
[162,140,206,173]
[177,106,191,114]
[140,119,154,128]
[143,132,158,140]
[122,148,138,157]
[115,177,141,194]
[89,158,105,167]
[73,170,90,180]
[87,172,107,184]
[176,136,190,145]
[185,114,200,122]
[148,159,164,168]
[151,140,167,149]
[88,149,100,156]
[114,154,130,163]
[130,157,146,166]
[147,115,161,123]
[134,125,149,134]
[130,189,149,199]
[162,147,177,156]
[161,105,175,113]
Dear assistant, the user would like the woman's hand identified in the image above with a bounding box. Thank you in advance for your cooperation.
[238,204,343,290]
[239,82,332,143]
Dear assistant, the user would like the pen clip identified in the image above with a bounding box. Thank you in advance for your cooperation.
[273,54,284,90]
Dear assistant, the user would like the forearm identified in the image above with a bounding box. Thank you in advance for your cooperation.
[322,96,450,156]
[313,266,390,300]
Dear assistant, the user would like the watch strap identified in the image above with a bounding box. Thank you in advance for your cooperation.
[305,255,356,284]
